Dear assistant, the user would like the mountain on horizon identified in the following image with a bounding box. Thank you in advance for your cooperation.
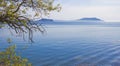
[79,17,103,21]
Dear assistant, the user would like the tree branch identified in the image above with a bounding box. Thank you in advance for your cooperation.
[13,1,25,13]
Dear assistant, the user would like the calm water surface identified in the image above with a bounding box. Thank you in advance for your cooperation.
[1,25,120,66]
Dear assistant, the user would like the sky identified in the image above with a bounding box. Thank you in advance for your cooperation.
[48,0,120,22]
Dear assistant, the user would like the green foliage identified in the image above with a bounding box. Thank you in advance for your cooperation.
[0,45,32,66]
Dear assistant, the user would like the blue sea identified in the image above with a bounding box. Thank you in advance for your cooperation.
[1,24,120,66]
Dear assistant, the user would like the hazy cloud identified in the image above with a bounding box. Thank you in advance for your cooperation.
[51,0,120,21]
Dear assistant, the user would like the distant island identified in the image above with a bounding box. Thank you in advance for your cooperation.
[79,17,103,21]
[34,18,120,26]
[39,18,54,22]
[35,17,104,25]
[34,18,54,24]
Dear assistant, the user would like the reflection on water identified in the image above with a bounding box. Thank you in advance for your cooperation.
[1,25,120,66]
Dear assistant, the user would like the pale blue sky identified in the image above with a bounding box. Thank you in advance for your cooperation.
[48,0,120,22]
